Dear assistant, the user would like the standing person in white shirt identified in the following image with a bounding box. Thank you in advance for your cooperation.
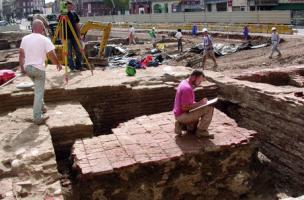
[202,28,218,70]
[175,29,183,53]
[128,25,136,45]
[269,27,282,59]
[19,19,62,125]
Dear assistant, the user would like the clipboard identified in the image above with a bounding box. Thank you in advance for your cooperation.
[189,98,218,112]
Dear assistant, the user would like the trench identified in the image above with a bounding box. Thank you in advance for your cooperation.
[214,69,304,198]
[51,82,284,200]
[54,84,207,199]
[1,30,300,199]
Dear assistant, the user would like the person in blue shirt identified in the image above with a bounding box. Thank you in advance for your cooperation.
[243,25,249,41]
[192,24,198,37]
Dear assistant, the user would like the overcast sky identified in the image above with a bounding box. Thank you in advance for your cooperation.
[45,0,55,3]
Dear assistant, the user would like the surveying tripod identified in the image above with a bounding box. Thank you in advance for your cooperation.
[52,2,93,83]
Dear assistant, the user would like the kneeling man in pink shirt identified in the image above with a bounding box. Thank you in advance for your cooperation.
[173,70,214,138]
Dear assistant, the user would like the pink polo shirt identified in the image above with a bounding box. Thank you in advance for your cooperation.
[173,80,195,117]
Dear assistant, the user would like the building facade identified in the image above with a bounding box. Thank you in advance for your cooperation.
[180,0,204,12]
[132,0,204,13]
[0,0,3,19]
[2,0,15,20]
[14,0,45,18]
[151,0,180,13]
[82,0,111,16]
[130,0,151,14]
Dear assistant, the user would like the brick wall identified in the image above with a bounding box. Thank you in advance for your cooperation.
[208,67,304,188]
[0,84,218,133]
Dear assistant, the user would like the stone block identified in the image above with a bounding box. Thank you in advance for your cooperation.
[72,109,257,199]
[46,102,93,156]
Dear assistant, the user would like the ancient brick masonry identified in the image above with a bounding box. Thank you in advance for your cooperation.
[0,66,218,133]
[72,109,257,200]
[45,102,93,157]
[207,66,304,188]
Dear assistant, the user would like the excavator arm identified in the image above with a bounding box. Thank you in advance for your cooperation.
[80,21,112,57]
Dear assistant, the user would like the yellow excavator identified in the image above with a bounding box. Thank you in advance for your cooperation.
[80,21,112,58]
[53,20,112,66]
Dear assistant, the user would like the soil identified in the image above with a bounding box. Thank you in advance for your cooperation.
[1,29,304,199]
[94,29,304,199]
[111,29,304,78]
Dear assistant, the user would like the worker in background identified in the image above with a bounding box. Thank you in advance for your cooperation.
[192,24,198,37]
[202,28,218,70]
[62,0,83,72]
[269,27,282,59]
[149,27,157,48]
[128,25,136,45]
[19,19,62,125]
[173,70,214,138]
[175,29,183,53]
[243,25,249,41]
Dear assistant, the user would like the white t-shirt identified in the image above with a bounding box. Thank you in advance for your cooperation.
[129,27,135,35]
[175,32,182,39]
[20,33,55,71]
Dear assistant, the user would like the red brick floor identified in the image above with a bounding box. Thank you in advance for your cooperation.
[72,109,256,175]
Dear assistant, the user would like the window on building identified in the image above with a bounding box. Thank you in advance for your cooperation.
[23,2,26,6]
[207,4,212,12]
[216,2,227,11]
[232,6,241,11]
[153,4,162,13]
[165,3,168,13]
[23,8,26,13]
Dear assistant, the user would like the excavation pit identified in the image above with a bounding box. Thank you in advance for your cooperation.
[235,67,304,87]
[71,110,257,200]
[0,66,261,199]
[1,63,304,199]
[208,66,304,192]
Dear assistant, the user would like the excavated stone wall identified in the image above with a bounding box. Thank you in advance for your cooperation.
[0,68,218,134]
[207,66,304,188]
[77,148,257,200]
[72,110,257,200]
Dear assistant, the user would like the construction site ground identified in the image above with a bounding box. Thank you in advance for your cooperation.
[1,27,304,199]
[107,28,304,74]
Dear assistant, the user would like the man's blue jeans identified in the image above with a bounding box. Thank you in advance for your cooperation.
[25,65,45,123]
[68,38,82,70]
